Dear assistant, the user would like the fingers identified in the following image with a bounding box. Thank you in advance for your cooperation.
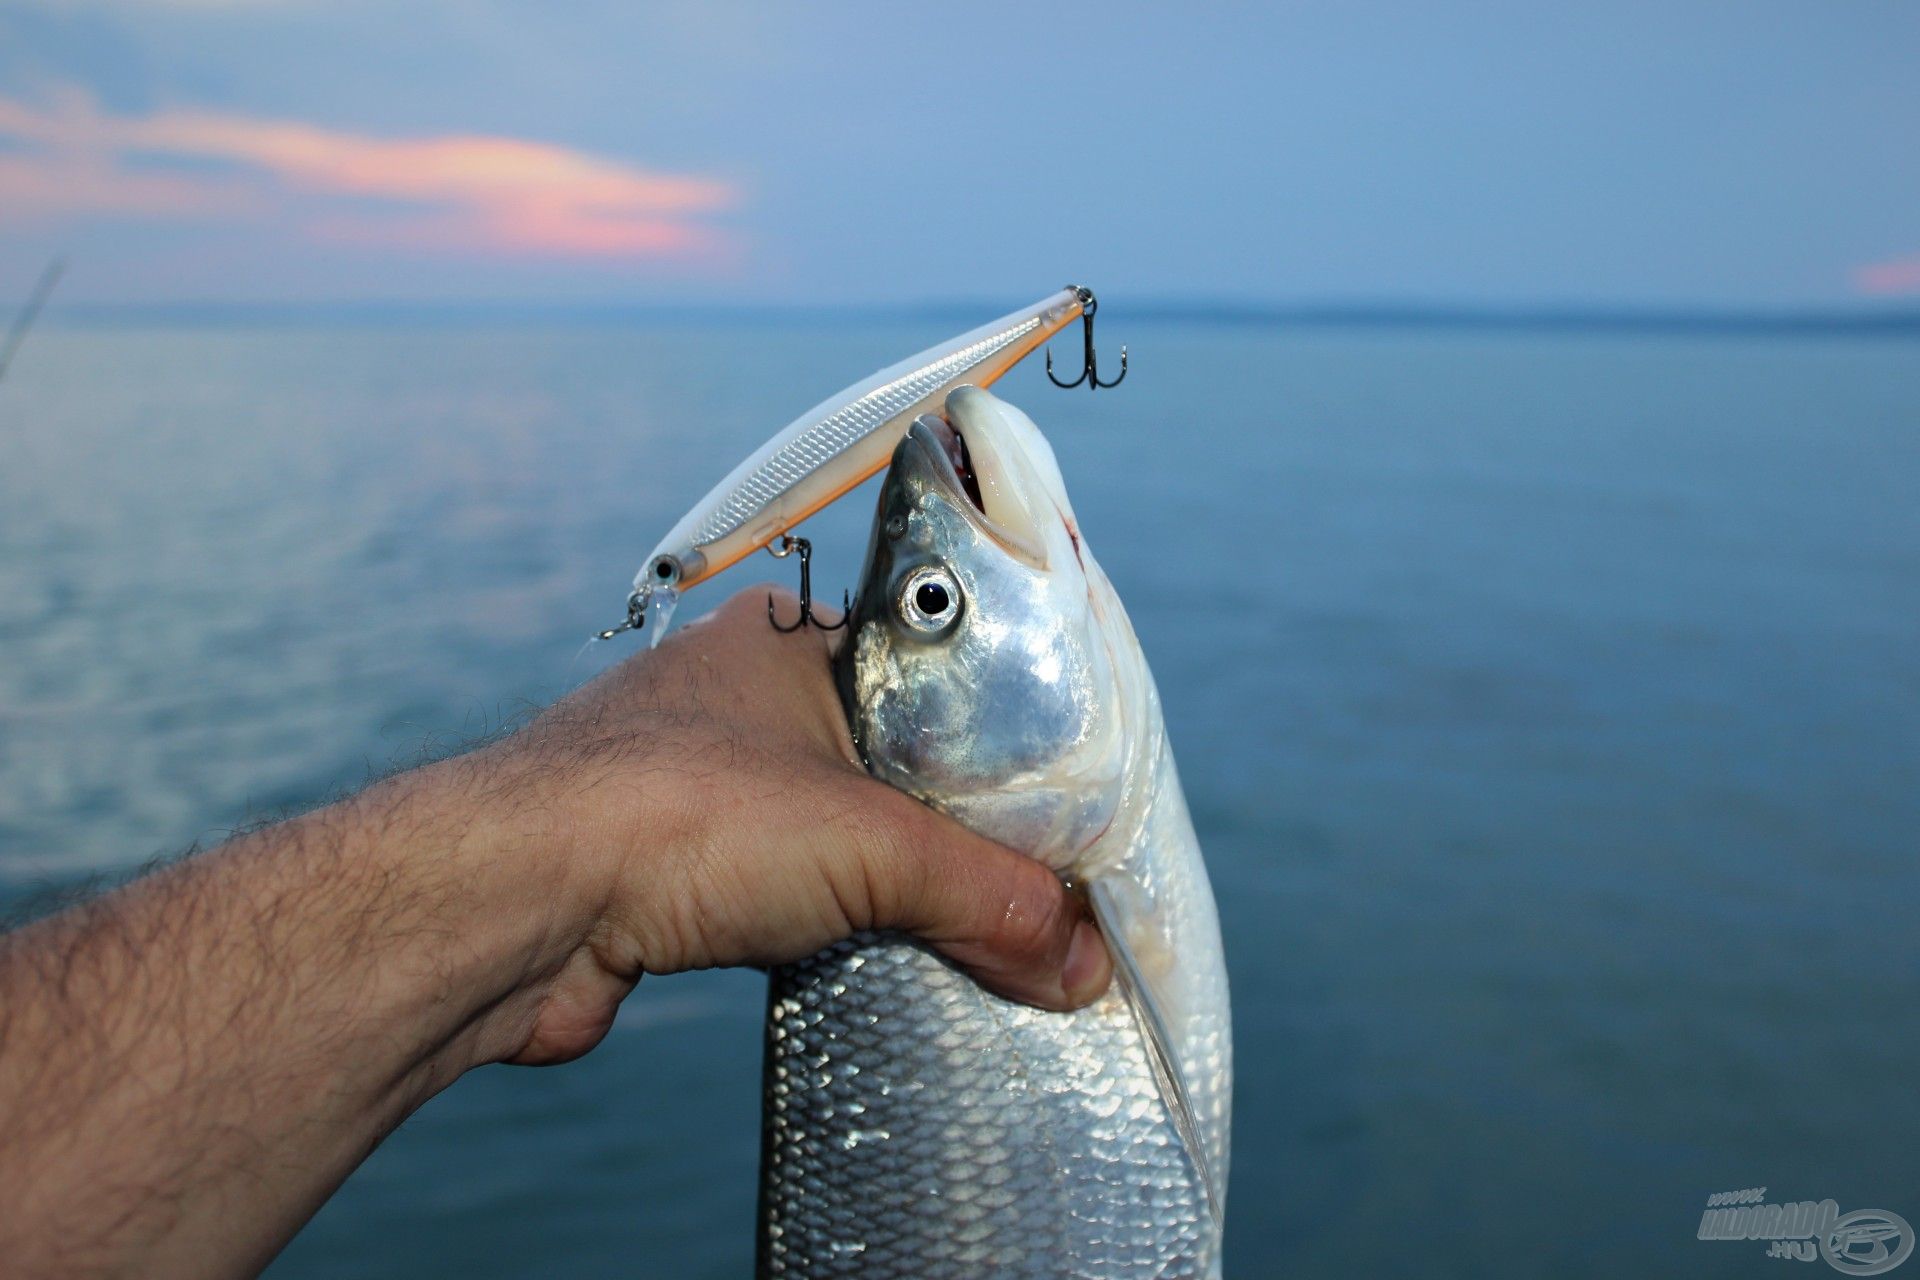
[849,791,1112,1012]
[626,585,1112,1010]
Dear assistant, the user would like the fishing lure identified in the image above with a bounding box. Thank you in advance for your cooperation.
[598,285,1121,645]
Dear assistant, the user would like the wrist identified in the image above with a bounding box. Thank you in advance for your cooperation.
[331,747,608,1075]
[423,717,679,1067]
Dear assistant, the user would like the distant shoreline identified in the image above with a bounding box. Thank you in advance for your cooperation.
[38,299,1920,337]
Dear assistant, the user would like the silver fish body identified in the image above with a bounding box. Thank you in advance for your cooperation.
[759,387,1232,1278]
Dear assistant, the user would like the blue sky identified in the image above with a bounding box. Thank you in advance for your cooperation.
[1,1,1915,307]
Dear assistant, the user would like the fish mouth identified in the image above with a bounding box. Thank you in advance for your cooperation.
[901,388,1056,565]
[906,414,987,514]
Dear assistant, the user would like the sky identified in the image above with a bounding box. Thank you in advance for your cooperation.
[0,0,1916,309]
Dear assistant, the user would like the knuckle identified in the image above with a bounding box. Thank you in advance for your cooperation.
[982,865,1070,964]
[705,584,786,632]
[812,786,925,921]
[843,783,928,851]
[848,801,927,893]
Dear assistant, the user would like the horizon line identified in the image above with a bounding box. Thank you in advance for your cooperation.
[34,296,1920,336]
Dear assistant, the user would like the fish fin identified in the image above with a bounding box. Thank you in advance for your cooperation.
[1088,878,1222,1226]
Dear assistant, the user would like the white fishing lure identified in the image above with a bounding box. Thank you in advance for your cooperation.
[603,287,1089,644]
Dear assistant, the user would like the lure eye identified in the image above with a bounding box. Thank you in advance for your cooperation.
[896,566,961,635]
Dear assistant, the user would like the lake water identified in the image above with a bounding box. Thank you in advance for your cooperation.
[1,319,1915,1277]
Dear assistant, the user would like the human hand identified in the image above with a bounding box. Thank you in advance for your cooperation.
[0,587,1111,1278]
[468,587,1113,1066]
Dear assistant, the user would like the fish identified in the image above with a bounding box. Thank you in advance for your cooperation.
[614,288,1090,645]
[758,385,1232,1278]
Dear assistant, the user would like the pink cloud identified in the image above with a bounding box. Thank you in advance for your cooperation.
[0,90,738,261]
[1852,256,1920,296]
[0,152,262,219]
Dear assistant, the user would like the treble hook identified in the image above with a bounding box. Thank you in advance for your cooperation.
[767,535,850,633]
[1046,284,1127,391]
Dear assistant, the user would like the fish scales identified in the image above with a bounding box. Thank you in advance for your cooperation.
[760,936,1211,1279]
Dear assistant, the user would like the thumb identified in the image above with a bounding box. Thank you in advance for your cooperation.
[847,786,1113,1012]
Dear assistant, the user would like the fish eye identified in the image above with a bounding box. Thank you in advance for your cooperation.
[896,565,961,635]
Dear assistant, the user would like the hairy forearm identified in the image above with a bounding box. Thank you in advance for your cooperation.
[0,754,588,1278]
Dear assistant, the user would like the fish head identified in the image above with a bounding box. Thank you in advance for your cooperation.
[837,385,1133,869]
